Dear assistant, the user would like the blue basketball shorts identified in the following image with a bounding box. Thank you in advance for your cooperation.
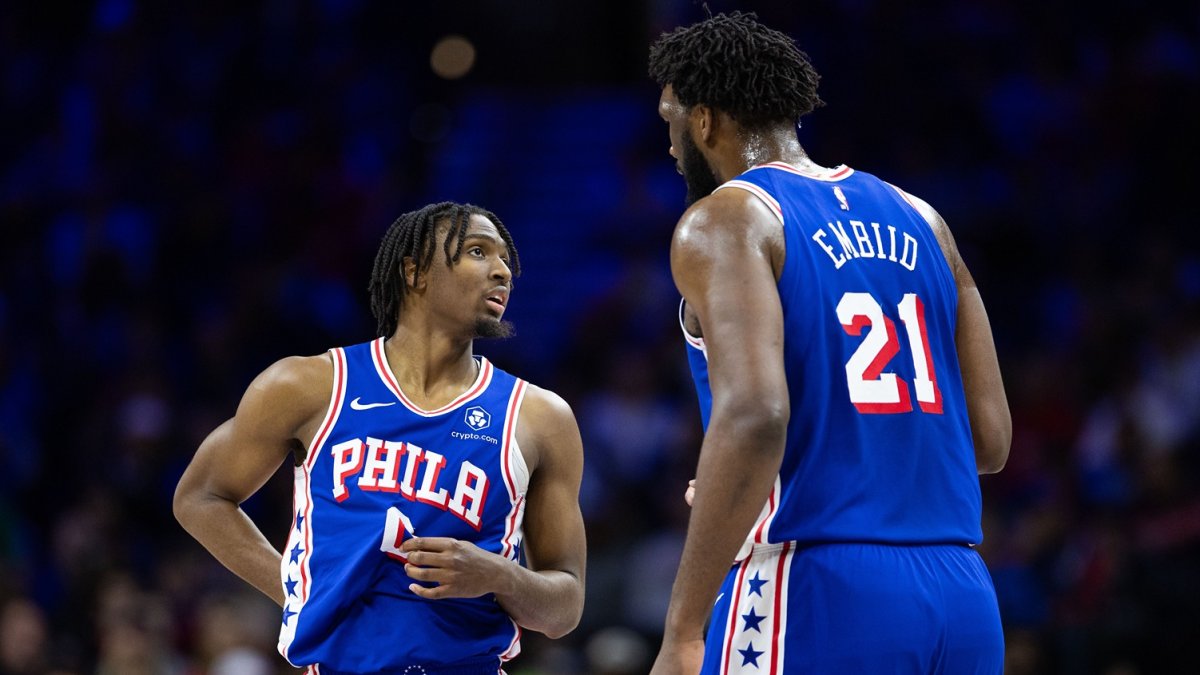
[701,541,1004,674]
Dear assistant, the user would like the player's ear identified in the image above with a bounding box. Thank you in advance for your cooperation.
[402,257,425,291]
[692,104,714,145]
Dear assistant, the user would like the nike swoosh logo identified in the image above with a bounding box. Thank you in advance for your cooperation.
[350,397,396,410]
[714,593,725,606]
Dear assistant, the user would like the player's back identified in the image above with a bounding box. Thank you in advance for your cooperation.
[690,162,981,547]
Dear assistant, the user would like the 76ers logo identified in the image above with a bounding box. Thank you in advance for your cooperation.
[464,406,491,431]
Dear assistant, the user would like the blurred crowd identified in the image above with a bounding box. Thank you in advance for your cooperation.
[1,1,1198,674]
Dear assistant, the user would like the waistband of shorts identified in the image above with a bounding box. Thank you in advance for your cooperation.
[310,658,502,675]
[745,540,976,559]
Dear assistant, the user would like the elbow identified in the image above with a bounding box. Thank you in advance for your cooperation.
[541,591,584,640]
[712,399,789,453]
[976,443,1009,475]
[970,398,1011,474]
[542,619,579,641]
[172,483,191,529]
[974,420,1012,475]
[172,478,204,531]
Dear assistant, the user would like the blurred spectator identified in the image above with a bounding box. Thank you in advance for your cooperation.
[0,597,50,675]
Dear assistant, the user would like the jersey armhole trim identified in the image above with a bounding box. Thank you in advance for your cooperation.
[678,298,705,350]
[304,347,347,472]
[884,181,921,212]
[714,180,784,225]
[499,379,530,561]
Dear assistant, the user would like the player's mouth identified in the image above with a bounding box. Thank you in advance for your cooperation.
[485,288,508,314]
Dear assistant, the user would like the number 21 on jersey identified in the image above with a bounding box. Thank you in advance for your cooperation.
[837,291,943,415]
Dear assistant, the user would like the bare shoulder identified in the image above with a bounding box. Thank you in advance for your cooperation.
[514,383,582,475]
[671,187,785,287]
[248,354,332,403]
[672,186,781,255]
[237,353,334,439]
[518,384,578,435]
[889,185,965,280]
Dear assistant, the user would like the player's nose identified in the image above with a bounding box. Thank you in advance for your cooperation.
[490,257,511,282]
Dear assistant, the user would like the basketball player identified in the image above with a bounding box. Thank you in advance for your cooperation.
[174,202,586,674]
[646,13,1011,674]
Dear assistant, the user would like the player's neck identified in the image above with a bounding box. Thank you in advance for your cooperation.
[718,128,809,181]
[383,325,479,406]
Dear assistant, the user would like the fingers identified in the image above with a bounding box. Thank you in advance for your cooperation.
[408,582,447,599]
[402,548,449,568]
[403,561,441,580]
[399,536,456,554]
[685,478,696,507]
[393,537,492,601]
[404,562,451,599]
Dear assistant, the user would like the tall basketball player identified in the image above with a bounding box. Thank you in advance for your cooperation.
[174,202,586,674]
[647,13,1011,674]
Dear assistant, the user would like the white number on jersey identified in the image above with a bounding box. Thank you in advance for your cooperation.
[836,291,943,414]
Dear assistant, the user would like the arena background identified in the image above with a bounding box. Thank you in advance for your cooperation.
[2,1,1198,673]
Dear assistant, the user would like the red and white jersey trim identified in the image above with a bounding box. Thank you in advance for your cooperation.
[715,180,784,225]
[885,181,922,212]
[726,475,782,564]
[496,382,529,663]
[280,348,347,664]
[751,475,782,544]
[500,620,523,662]
[678,299,706,354]
[755,161,854,182]
[305,348,347,472]
[499,380,530,561]
[370,337,494,416]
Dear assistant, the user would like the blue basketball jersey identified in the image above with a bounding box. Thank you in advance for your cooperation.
[682,162,982,550]
[278,337,528,672]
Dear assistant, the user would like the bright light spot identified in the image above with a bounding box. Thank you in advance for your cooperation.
[430,35,476,80]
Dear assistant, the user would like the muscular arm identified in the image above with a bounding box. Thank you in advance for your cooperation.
[909,195,1011,473]
[173,355,331,606]
[498,386,586,638]
[401,385,586,639]
[661,189,790,645]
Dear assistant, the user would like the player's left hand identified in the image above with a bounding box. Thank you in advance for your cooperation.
[400,536,507,599]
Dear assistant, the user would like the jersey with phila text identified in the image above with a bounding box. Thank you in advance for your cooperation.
[278,337,528,672]
[682,162,981,552]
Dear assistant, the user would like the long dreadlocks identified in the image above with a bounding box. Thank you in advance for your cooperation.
[368,201,520,338]
[648,11,825,130]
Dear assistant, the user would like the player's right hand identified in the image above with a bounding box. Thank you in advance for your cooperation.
[401,536,507,600]
[685,479,696,507]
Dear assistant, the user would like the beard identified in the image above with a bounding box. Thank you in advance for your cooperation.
[474,317,515,339]
[680,128,721,206]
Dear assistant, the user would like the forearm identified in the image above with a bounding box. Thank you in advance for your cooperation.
[494,563,584,639]
[956,287,1011,473]
[175,493,285,606]
[664,417,785,639]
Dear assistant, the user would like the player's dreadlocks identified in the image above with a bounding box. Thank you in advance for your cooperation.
[648,11,825,129]
[369,201,520,338]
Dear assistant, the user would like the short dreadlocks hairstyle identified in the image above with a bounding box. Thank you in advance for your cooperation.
[368,201,520,338]
[648,11,824,129]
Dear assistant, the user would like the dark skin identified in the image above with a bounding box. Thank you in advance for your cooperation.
[174,215,586,641]
[651,85,1011,674]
